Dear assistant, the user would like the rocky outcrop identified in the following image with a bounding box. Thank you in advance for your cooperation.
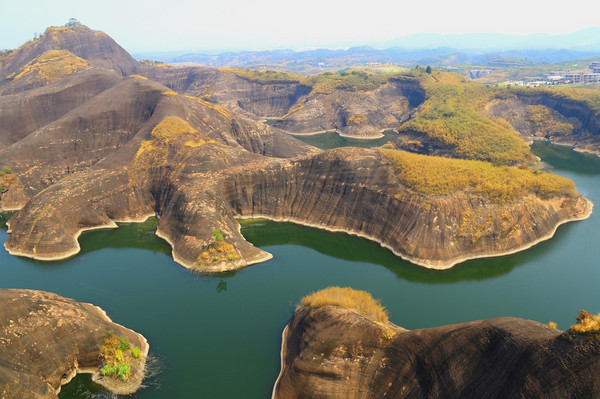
[0,25,592,272]
[0,289,149,398]
[273,305,600,398]
[272,80,422,138]
[4,141,590,271]
[145,67,312,119]
[0,25,141,89]
[486,93,600,155]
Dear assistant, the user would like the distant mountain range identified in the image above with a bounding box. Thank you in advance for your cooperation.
[133,28,600,71]
[382,28,600,52]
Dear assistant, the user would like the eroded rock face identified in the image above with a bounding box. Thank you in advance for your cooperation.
[486,94,600,155]
[273,80,422,138]
[0,25,592,272]
[273,306,600,399]
[0,289,148,399]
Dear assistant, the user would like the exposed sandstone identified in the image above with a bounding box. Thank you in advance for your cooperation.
[486,94,600,156]
[0,25,592,272]
[0,289,148,398]
[273,305,600,398]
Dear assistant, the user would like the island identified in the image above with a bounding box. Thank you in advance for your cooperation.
[0,289,149,398]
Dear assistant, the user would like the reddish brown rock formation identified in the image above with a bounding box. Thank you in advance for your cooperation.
[273,305,600,398]
[0,289,148,398]
[0,24,592,272]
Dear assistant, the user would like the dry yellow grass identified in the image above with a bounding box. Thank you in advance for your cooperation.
[197,237,239,266]
[301,287,389,323]
[184,95,232,120]
[129,74,148,80]
[151,116,198,140]
[162,90,177,96]
[569,310,600,335]
[8,50,91,84]
[346,113,368,125]
[379,148,576,203]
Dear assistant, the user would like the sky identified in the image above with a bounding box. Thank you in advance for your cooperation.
[1,0,600,53]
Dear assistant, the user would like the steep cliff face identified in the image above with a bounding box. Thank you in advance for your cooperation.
[0,289,148,399]
[486,93,600,154]
[145,67,312,119]
[4,139,589,271]
[273,305,600,398]
[273,81,421,138]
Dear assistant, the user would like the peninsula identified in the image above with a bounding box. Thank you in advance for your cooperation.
[0,23,595,272]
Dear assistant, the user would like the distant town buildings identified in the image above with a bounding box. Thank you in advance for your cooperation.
[544,62,600,85]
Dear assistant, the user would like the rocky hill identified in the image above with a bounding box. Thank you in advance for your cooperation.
[273,288,600,398]
[0,289,148,398]
[0,24,593,272]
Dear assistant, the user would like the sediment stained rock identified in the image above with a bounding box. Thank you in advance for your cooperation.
[0,289,149,398]
[273,305,600,398]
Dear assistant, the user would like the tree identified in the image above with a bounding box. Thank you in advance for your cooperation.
[65,18,82,28]
[426,65,432,74]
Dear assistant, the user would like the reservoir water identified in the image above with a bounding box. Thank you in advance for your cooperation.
[0,142,599,398]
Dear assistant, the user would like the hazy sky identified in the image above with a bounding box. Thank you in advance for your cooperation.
[2,0,599,53]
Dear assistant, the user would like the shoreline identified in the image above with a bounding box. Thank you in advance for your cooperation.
[286,128,396,140]
[3,213,156,262]
[2,197,593,272]
[236,197,593,270]
[155,226,273,272]
[270,324,289,399]
[55,303,150,396]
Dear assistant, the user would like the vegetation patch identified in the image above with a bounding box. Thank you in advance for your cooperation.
[129,74,148,80]
[569,310,600,336]
[379,148,576,203]
[302,70,392,94]
[0,167,16,193]
[525,105,574,138]
[219,68,302,84]
[161,90,178,96]
[184,95,232,120]
[197,229,239,266]
[398,71,531,165]
[301,286,389,324]
[7,50,91,84]
[346,113,368,126]
[99,331,142,381]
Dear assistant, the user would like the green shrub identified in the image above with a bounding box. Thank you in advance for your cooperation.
[117,363,131,381]
[118,336,131,351]
[131,347,141,359]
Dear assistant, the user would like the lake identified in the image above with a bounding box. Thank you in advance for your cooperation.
[0,141,599,398]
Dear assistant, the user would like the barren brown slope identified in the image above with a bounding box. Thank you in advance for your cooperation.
[0,69,122,147]
[3,141,589,271]
[0,289,148,399]
[0,25,141,86]
[274,304,600,399]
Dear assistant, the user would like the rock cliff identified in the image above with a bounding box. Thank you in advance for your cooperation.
[273,303,600,398]
[0,25,593,272]
[0,289,149,398]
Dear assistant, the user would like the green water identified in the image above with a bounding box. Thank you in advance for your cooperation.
[291,129,397,150]
[0,141,598,398]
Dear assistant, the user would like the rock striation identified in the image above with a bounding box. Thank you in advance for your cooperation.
[273,304,600,398]
[0,289,149,398]
[0,24,593,272]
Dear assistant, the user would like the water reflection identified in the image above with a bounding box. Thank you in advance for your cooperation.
[531,142,600,175]
[291,129,396,150]
[239,218,576,284]
[77,219,171,256]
